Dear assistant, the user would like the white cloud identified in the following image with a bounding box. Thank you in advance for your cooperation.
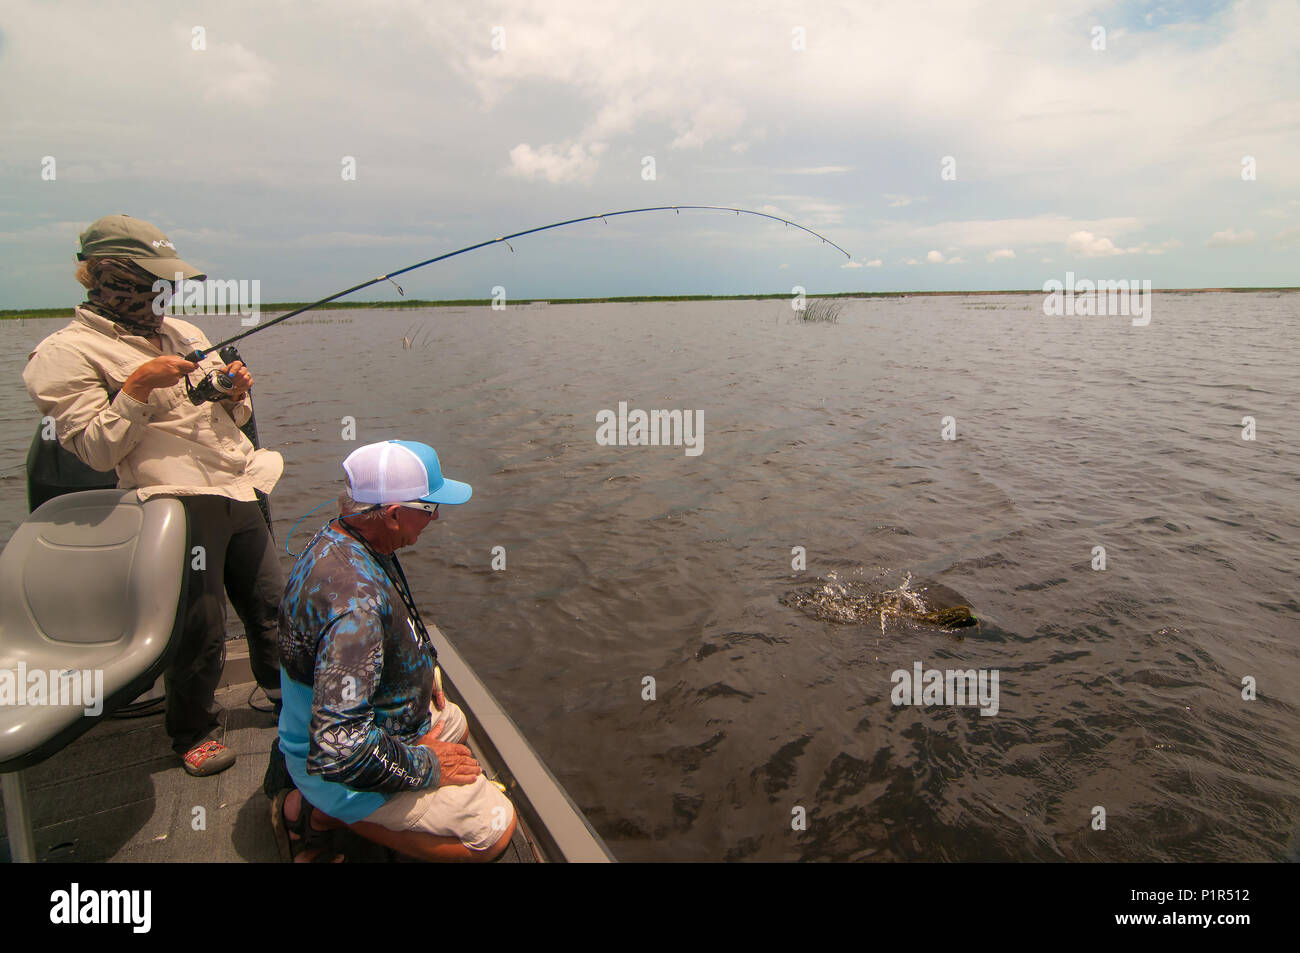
[507,141,607,184]
[865,259,882,267]
[946,256,965,264]
[986,248,1016,262]
[1067,231,1129,257]
[1275,225,1300,245]
[926,249,945,263]
[841,259,864,269]
[883,193,917,208]
[419,0,1300,192]
[1206,228,1257,247]
[900,216,1142,249]
[1063,232,1182,256]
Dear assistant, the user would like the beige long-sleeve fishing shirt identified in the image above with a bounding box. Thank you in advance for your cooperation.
[22,306,283,502]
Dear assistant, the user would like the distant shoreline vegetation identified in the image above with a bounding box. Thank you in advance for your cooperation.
[3,287,1297,321]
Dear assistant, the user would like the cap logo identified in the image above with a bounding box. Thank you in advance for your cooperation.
[150,240,175,249]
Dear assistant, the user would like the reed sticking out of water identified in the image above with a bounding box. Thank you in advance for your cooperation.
[796,299,842,323]
[400,322,436,349]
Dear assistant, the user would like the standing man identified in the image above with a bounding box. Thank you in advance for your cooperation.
[274,440,517,861]
[22,214,284,777]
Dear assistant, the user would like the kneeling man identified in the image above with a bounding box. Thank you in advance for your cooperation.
[274,440,516,861]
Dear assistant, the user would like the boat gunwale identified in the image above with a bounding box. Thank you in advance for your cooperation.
[427,622,615,863]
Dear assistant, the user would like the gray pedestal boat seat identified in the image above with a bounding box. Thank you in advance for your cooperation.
[0,489,188,862]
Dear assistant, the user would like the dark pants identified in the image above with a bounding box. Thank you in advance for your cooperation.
[165,495,283,754]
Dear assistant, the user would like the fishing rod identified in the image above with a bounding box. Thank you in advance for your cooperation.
[181,205,851,376]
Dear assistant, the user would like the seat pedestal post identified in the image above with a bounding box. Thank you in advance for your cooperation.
[2,770,37,863]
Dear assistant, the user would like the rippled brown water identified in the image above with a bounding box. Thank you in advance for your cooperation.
[3,294,1298,861]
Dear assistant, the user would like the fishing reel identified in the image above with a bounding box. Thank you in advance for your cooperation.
[185,344,245,405]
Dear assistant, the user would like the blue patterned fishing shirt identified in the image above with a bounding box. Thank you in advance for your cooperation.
[277,521,439,822]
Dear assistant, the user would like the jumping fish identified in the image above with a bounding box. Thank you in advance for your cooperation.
[782,572,978,635]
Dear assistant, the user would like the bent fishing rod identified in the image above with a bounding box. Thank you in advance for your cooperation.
[180,204,850,400]
[185,205,848,359]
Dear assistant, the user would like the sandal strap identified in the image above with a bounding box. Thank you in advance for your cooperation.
[275,790,342,862]
[281,791,319,843]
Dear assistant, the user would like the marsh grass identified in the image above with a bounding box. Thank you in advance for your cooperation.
[795,298,843,323]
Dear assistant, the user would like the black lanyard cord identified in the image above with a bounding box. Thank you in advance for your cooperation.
[330,517,438,662]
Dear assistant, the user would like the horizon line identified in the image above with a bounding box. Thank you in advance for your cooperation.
[3,286,1297,321]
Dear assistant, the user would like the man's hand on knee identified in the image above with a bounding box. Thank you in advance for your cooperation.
[420,739,481,786]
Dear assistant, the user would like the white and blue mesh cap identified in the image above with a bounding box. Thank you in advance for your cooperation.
[342,440,472,506]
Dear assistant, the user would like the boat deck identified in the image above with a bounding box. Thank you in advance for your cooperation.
[0,682,535,863]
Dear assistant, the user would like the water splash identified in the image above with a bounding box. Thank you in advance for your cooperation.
[782,571,977,634]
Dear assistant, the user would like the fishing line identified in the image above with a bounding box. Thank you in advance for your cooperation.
[184,205,851,362]
[283,497,336,556]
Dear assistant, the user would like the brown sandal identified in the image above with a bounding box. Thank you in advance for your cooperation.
[270,789,344,863]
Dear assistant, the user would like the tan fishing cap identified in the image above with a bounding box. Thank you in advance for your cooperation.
[77,214,206,282]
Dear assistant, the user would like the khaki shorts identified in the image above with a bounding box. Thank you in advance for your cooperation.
[362,702,516,852]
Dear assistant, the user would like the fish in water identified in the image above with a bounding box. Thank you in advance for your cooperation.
[781,572,978,635]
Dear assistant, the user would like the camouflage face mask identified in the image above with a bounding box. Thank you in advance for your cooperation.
[85,258,171,336]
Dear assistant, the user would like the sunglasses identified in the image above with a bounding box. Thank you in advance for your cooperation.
[360,501,439,516]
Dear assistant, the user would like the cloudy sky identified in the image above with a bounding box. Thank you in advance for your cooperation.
[1,0,1296,308]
